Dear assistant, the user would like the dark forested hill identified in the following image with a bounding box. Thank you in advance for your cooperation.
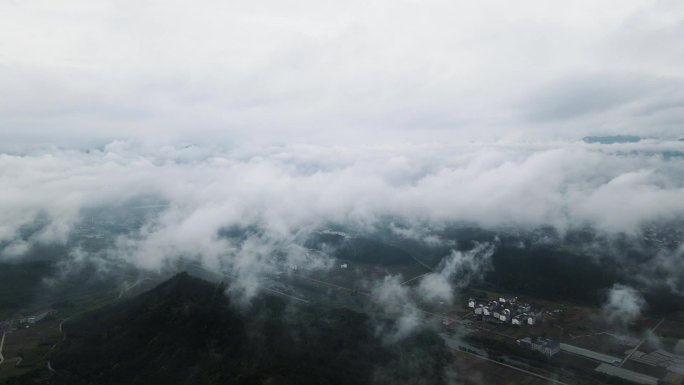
[11,273,450,385]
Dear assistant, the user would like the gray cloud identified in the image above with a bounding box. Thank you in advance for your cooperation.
[526,72,663,121]
[0,142,683,315]
[1,0,683,148]
[2,141,683,265]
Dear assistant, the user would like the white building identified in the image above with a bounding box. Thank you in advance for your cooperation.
[518,337,560,357]
[467,299,476,308]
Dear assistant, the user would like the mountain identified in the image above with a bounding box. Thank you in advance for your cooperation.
[11,273,450,385]
[582,135,641,144]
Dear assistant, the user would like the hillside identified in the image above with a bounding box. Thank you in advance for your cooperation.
[8,273,450,385]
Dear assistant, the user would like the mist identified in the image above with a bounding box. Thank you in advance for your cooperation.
[602,284,647,327]
[1,140,683,298]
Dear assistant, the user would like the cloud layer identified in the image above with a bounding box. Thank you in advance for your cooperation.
[1,140,683,275]
[0,141,684,301]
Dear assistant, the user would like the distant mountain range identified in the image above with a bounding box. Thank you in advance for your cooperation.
[582,135,641,144]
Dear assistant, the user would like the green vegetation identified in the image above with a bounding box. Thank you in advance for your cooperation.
[0,262,54,317]
[10,273,452,385]
[307,234,419,266]
[484,246,618,305]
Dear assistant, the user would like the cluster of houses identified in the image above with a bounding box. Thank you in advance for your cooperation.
[467,297,541,326]
[517,336,561,357]
[18,310,55,325]
[1,310,55,333]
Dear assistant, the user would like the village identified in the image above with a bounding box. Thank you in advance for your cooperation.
[467,296,544,326]
[0,310,56,335]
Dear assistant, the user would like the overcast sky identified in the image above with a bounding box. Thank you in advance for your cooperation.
[1,0,683,148]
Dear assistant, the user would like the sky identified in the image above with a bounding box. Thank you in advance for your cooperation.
[1,1,684,307]
[1,0,683,148]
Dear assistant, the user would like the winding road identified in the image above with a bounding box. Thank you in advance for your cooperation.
[50,318,69,352]
[0,331,5,366]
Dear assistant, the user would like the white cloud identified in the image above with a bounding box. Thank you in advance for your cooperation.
[417,243,494,304]
[2,141,683,260]
[1,142,684,302]
[602,284,647,327]
[370,275,423,343]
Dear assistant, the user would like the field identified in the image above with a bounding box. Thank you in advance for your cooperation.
[452,350,559,385]
[0,318,61,382]
[437,287,684,385]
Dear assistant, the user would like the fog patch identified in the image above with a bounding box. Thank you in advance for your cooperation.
[642,329,663,350]
[371,243,494,343]
[674,339,684,355]
[602,284,647,327]
[371,275,424,343]
[417,243,495,304]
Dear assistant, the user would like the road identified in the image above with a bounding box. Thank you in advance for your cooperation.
[401,272,430,285]
[10,357,22,367]
[44,319,71,373]
[451,346,571,385]
[409,255,434,272]
[0,331,5,366]
[620,318,665,367]
[261,287,310,304]
[297,275,355,292]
